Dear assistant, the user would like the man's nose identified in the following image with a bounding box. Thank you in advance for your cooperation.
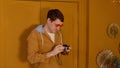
[56,27,61,31]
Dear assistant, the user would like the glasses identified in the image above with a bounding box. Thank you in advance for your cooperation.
[55,24,63,27]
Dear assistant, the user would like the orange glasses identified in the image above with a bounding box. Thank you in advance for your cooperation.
[55,24,63,27]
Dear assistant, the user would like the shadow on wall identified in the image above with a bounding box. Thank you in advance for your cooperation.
[18,8,51,68]
[19,24,38,63]
[19,8,49,62]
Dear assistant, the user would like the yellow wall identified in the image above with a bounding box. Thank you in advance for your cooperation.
[79,0,120,68]
[88,0,120,68]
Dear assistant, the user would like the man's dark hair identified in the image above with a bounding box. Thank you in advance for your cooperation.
[47,9,64,22]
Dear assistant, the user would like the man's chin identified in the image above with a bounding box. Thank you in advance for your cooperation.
[53,31,57,33]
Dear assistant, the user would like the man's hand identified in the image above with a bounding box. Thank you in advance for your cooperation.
[46,45,64,58]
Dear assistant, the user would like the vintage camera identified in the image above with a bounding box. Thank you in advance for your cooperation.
[61,44,70,55]
[63,44,70,51]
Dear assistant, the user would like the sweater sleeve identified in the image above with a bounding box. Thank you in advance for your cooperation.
[27,30,47,64]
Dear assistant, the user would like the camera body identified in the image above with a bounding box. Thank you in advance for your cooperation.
[61,44,70,55]
[63,44,70,51]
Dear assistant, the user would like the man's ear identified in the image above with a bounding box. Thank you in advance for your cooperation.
[47,18,51,23]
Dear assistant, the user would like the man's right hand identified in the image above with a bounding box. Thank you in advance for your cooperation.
[46,45,64,58]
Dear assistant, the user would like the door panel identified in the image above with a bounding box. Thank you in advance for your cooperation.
[40,2,78,68]
[2,2,41,68]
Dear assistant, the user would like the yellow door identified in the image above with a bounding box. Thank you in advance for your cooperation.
[40,2,78,68]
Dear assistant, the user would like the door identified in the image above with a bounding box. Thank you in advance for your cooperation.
[40,2,78,68]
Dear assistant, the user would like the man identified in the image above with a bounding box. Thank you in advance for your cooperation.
[27,9,70,68]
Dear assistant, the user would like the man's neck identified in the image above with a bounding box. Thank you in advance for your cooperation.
[44,24,52,33]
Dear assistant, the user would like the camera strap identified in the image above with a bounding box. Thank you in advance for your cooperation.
[56,54,63,65]
[39,32,44,47]
[58,31,63,44]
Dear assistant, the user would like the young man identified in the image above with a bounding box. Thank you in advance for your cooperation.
[27,9,70,68]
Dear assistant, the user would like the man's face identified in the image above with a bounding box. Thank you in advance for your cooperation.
[48,18,63,33]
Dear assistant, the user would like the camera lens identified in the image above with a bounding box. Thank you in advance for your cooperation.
[63,44,69,51]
